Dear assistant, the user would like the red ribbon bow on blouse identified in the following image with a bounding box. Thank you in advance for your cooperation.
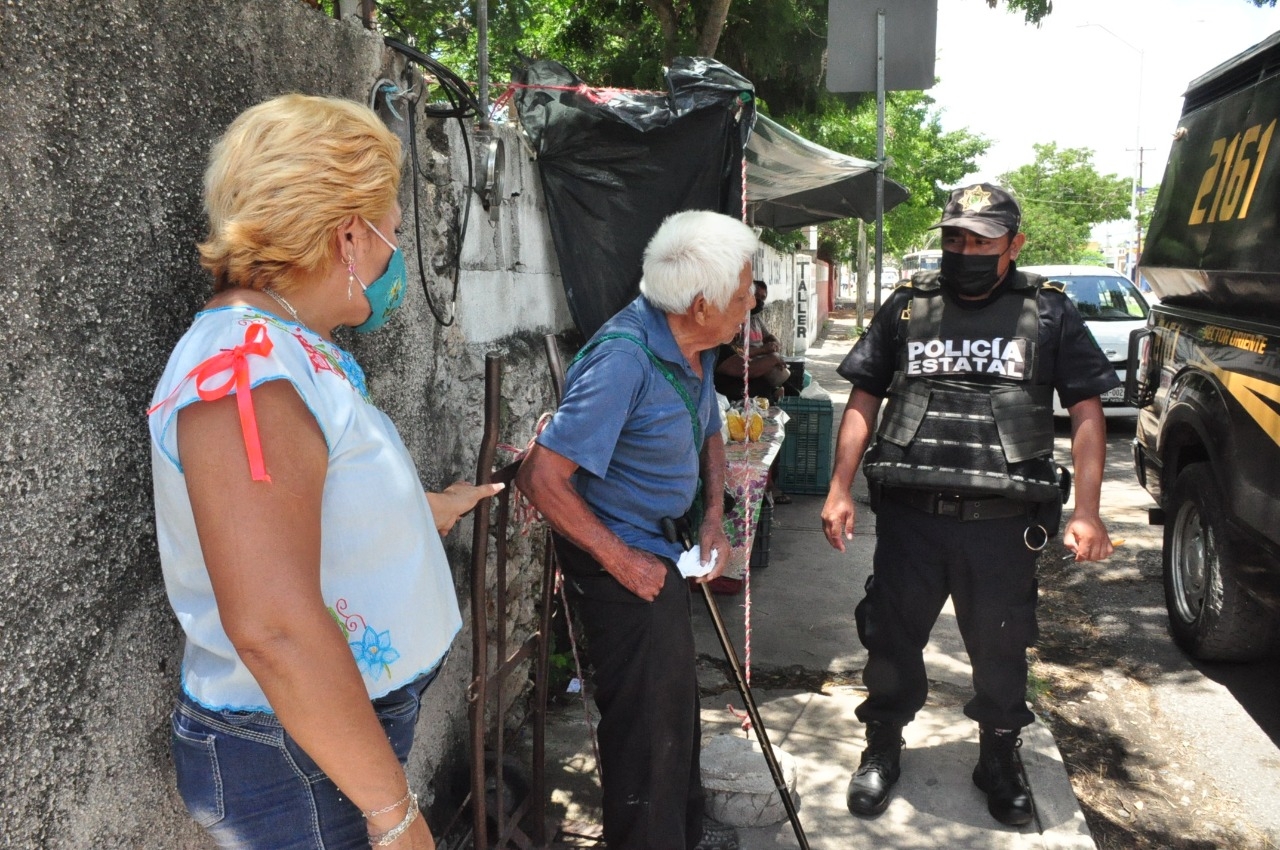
[149,322,275,482]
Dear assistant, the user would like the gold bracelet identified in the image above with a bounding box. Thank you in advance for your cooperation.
[369,792,419,846]
[363,789,411,819]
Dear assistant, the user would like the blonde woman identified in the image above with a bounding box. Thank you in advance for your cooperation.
[149,94,497,849]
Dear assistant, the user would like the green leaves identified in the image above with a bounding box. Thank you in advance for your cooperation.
[987,0,1054,26]
[999,143,1132,265]
[377,0,668,89]
[786,91,988,263]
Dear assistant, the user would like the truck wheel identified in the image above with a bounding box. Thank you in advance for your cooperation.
[1163,463,1277,661]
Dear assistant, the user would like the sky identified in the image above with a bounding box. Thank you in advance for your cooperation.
[922,0,1280,247]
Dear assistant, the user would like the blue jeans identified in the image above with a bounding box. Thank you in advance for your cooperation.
[171,670,437,849]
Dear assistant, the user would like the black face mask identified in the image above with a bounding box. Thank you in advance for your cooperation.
[940,249,1005,297]
[750,301,765,316]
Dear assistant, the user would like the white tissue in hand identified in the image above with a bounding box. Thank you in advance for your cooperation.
[677,546,718,578]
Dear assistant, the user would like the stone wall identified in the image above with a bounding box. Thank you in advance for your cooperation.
[0,1,566,845]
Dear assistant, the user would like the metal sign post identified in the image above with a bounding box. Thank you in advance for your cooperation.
[827,0,938,308]
[875,10,885,311]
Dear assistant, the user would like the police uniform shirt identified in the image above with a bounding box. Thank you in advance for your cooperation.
[837,266,1120,405]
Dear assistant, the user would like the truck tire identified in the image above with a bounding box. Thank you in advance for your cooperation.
[1163,463,1277,661]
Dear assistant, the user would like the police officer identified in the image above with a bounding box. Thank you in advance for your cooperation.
[820,183,1118,826]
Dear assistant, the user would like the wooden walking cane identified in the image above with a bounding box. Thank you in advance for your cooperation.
[699,584,811,850]
[662,519,811,850]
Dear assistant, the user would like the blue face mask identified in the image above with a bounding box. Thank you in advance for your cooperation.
[352,218,407,334]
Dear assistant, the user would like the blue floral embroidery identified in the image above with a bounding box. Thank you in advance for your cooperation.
[350,626,402,681]
[336,349,369,400]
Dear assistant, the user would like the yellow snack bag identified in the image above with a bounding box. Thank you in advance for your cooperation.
[726,409,747,442]
[747,411,764,441]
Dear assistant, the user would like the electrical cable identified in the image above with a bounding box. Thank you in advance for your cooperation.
[407,101,457,326]
[379,33,484,327]
[380,26,482,118]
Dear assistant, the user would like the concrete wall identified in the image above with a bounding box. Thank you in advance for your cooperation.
[0,1,565,846]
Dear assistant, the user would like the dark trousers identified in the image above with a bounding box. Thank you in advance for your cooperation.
[855,496,1040,731]
[555,536,704,850]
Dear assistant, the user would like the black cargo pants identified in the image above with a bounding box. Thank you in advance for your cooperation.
[854,495,1040,731]
[553,535,704,850]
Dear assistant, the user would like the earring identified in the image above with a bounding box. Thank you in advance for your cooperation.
[346,256,356,300]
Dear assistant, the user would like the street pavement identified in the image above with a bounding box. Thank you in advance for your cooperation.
[542,313,1096,849]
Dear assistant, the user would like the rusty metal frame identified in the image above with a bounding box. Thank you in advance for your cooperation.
[467,353,556,849]
[459,340,605,849]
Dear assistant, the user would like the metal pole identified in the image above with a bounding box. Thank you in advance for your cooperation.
[1135,147,1146,271]
[477,0,490,128]
[857,219,867,331]
[1079,25,1143,276]
[1124,142,1155,275]
[1135,49,1144,269]
[467,354,503,850]
[874,8,886,312]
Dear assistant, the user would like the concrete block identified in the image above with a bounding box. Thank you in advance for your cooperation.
[701,733,798,828]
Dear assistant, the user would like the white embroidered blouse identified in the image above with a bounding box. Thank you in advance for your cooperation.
[148,306,461,711]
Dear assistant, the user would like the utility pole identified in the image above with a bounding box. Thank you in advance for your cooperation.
[1081,24,1147,276]
[1127,144,1156,274]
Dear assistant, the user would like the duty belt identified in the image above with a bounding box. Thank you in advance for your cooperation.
[881,486,1030,521]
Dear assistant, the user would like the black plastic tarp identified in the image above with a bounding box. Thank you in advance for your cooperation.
[515,56,910,337]
[515,57,753,337]
[746,114,910,231]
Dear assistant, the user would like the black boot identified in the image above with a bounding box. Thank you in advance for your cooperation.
[972,726,1034,827]
[846,721,904,817]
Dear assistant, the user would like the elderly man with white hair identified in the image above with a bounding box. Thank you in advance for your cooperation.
[517,210,757,850]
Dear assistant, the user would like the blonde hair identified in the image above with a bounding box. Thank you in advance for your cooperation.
[198,93,403,293]
[639,211,758,313]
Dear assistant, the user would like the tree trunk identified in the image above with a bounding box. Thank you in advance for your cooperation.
[642,0,681,62]
[696,0,733,57]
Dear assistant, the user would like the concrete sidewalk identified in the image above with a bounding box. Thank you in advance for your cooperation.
[543,315,1095,849]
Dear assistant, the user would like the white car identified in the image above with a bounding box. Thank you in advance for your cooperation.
[877,268,902,304]
[1020,264,1151,418]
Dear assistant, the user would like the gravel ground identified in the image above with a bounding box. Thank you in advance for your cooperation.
[1029,421,1280,850]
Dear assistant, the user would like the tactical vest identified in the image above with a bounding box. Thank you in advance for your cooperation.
[862,271,1061,503]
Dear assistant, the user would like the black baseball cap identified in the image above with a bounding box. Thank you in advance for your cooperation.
[931,182,1021,238]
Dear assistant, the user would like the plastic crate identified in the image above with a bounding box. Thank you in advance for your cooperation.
[776,397,834,495]
[750,500,772,569]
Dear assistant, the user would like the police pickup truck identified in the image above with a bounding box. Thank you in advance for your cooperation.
[1129,31,1280,661]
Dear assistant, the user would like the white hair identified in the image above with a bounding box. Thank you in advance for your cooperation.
[639,210,758,313]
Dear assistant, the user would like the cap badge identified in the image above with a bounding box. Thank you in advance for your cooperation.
[958,186,992,213]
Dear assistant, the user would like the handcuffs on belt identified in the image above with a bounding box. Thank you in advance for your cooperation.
[1025,464,1073,552]
[878,484,1052,552]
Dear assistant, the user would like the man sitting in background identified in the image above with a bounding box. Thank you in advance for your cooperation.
[714,280,790,404]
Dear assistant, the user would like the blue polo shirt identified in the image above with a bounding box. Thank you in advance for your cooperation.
[537,296,722,562]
